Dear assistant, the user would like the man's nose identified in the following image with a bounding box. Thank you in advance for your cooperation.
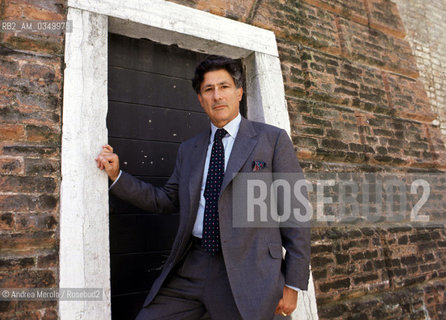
[213,87,223,100]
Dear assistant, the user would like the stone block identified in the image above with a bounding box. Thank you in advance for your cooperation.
[0,124,25,141]
[0,176,57,193]
[0,269,55,288]
[252,1,342,54]
[367,0,406,37]
[0,157,24,175]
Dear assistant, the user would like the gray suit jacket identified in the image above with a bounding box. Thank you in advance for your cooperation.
[111,117,310,320]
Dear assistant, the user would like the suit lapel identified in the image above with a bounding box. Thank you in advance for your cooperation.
[220,117,258,194]
[185,129,210,231]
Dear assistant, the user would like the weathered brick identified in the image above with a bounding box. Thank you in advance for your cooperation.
[0,124,25,141]
[347,229,362,238]
[0,176,56,193]
[0,194,58,212]
[361,227,376,236]
[0,157,24,174]
[15,213,57,231]
[302,0,368,24]
[302,115,332,127]
[420,263,440,273]
[253,1,342,54]
[401,275,427,287]
[401,255,418,266]
[437,241,446,248]
[335,253,349,264]
[37,252,58,268]
[363,261,373,272]
[352,250,378,261]
[318,302,349,318]
[367,0,406,37]
[398,235,408,245]
[0,57,20,76]
[1,34,64,55]
[389,268,407,277]
[409,233,432,243]
[298,126,325,136]
[423,253,435,262]
[2,144,59,158]
[3,0,65,17]
[312,269,327,280]
[0,105,60,127]
[388,226,412,233]
[386,74,435,122]
[15,92,60,111]
[373,259,386,269]
[0,269,55,288]
[0,257,35,270]
[321,139,348,150]
[311,256,334,267]
[0,232,56,253]
[292,136,318,148]
[24,158,59,176]
[1,311,40,320]
[319,278,351,292]
[21,63,56,82]
[342,239,370,250]
[340,17,416,77]
[312,244,333,254]
[0,212,14,230]
[41,308,58,320]
[25,124,60,143]
[354,273,379,284]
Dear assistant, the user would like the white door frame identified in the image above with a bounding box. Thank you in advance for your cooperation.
[61,0,317,318]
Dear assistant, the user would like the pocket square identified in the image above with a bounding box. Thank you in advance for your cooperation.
[252,160,266,171]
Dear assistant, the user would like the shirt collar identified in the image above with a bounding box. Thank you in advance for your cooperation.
[210,113,241,141]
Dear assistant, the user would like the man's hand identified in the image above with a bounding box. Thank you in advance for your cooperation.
[95,144,120,181]
[274,286,298,317]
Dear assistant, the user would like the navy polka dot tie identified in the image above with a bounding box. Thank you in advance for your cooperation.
[202,128,227,255]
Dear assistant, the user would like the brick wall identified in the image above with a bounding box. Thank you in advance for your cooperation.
[393,0,446,142]
[1,0,445,319]
[167,0,446,318]
[0,0,65,319]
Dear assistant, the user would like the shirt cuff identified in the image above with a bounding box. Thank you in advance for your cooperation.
[109,170,122,190]
[285,284,302,292]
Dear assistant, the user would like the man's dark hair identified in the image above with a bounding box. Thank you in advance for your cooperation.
[192,55,243,94]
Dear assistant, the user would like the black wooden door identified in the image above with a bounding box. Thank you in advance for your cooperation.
[107,33,209,319]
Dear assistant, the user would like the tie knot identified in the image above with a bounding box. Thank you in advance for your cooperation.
[214,128,227,141]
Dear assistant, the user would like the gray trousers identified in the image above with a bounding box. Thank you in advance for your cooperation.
[135,239,243,320]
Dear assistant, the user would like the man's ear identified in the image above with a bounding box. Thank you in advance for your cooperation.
[197,93,204,107]
[237,87,243,102]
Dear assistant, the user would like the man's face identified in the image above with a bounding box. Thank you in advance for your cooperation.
[197,69,243,128]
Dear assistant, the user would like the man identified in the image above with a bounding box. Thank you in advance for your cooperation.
[96,55,310,320]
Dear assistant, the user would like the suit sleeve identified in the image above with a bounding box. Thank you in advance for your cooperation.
[273,129,311,290]
[109,143,183,214]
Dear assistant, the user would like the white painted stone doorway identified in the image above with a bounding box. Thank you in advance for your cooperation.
[61,0,318,319]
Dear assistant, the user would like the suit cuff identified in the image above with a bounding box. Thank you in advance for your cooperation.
[285,284,302,292]
[109,170,122,190]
